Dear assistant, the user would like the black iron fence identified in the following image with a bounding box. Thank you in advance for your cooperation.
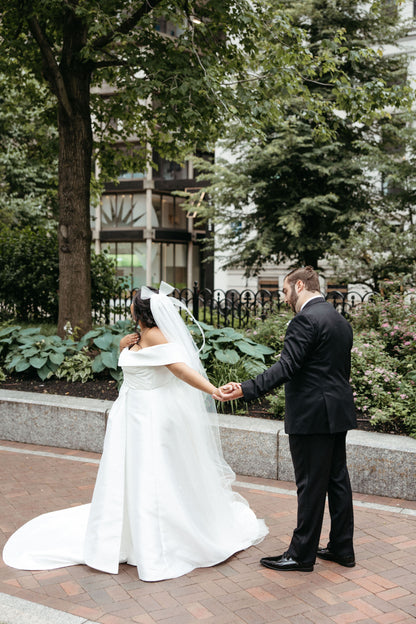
[94,283,374,327]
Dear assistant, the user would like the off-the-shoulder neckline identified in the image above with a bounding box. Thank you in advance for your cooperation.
[123,343,173,354]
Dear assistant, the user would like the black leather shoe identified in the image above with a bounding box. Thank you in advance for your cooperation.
[260,552,313,572]
[316,547,355,567]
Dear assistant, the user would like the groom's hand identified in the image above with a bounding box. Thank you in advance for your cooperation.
[213,382,243,402]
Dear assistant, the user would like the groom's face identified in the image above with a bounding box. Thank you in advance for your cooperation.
[283,278,299,313]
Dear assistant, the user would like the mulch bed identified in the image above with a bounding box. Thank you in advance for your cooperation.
[0,374,120,401]
[0,373,373,431]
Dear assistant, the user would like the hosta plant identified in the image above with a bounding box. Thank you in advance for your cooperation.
[3,327,76,380]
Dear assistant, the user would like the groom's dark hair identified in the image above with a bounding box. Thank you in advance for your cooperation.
[285,266,320,292]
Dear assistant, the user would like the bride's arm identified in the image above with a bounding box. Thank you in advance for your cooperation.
[166,362,218,395]
[119,333,139,351]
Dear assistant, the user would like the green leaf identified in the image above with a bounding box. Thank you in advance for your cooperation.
[0,326,20,337]
[19,327,41,336]
[110,369,123,384]
[6,354,24,369]
[235,340,274,356]
[214,349,240,364]
[94,333,114,350]
[215,335,240,343]
[20,347,39,357]
[15,359,31,372]
[55,345,70,354]
[80,329,102,342]
[216,327,244,338]
[37,364,52,380]
[254,344,276,355]
[92,354,105,373]
[205,329,222,339]
[101,350,118,370]
[243,359,267,376]
[29,356,48,369]
[49,352,65,365]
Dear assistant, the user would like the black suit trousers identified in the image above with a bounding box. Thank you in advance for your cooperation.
[286,432,354,566]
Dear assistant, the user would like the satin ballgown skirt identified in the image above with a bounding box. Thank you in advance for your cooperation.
[3,343,268,581]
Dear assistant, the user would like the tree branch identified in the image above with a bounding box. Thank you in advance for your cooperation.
[94,59,130,68]
[27,14,73,118]
[302,76,334,88]
[92,0,165,52]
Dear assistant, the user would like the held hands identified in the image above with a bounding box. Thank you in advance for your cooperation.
[213,382,243,402]
[119,333,139,351]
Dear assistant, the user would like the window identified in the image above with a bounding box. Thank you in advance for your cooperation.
[153,153,189,180]
[103,241,194,290]
[118,171,145,180]
[101,194,159,229]
[103,242,161,289]
[259,279,280,293]
[152,194,187,229]
[161,243,187,289]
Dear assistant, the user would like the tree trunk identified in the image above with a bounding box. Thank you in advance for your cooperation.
[57,69,92,338]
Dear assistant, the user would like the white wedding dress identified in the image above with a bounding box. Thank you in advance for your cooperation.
[3,342,268,582]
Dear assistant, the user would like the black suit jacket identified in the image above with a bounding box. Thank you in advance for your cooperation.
[241,298,357,435]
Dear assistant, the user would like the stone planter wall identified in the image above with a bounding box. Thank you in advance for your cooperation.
[1,389,415,500]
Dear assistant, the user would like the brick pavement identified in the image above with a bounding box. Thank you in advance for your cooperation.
[0,439,415,624]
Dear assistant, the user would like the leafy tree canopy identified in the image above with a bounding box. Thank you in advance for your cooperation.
[0,57,58,227]
[192,0,415,274]
[329,114,416,291]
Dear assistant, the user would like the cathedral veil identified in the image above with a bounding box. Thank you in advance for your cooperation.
[141,282,238,490]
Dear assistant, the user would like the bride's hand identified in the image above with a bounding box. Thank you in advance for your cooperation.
[119,333,139,351]
[213,382,243,402]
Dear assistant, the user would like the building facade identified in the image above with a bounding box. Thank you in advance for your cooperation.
[91,154,213,292]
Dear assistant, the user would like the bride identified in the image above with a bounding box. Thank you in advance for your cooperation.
[3,282,267,582]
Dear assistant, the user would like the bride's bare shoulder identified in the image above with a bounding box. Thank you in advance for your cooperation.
[143,327,168,347]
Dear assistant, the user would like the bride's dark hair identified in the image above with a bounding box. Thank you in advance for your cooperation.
[132,287,158,331]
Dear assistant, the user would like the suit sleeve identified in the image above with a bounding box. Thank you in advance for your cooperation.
[241,314,316,401]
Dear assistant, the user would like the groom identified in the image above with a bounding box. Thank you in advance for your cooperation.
[216,266,357,572]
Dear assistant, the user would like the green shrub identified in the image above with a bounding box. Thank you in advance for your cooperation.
[348,290,416,436]
[207,358,251,414]
[245,310,292,354]
[351,333,416,437]
[2,326,76,380]
[54,348,94,383]
[77,319,135,385]
[186,321,276,415]
[267,388,285,419]
[0,225,125,322]
[0,320,134,384]
[350,289,416,363]
[189,323,275,376]
[0,226,59,321]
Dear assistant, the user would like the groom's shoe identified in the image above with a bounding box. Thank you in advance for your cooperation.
[260,552,313,572]
[316,547,355,567]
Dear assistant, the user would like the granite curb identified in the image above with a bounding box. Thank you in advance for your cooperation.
[0,389,415,500]
[0,592,96,624]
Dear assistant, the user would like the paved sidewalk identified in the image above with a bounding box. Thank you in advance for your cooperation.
[0,440,415,624]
